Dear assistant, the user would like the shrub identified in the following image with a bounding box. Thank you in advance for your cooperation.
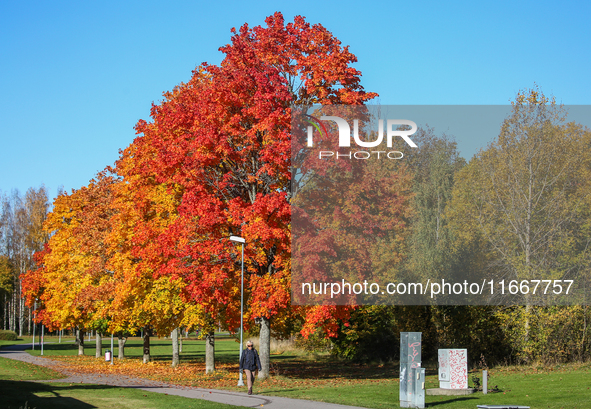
[0,330,18,341]
[295,331,333,353]
[331,306,397,362]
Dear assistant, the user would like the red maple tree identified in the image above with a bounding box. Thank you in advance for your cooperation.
[122,12,378,377]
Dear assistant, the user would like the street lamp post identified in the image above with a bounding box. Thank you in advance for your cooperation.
[230,235,245,387]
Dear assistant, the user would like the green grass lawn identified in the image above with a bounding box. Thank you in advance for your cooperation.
[0,356,66,381]
[0,336,35,349]
[0,356,248,409]
[0,335,77,350]
[259,365,591,409]
[17,336,591,408]
[26,334,240,364]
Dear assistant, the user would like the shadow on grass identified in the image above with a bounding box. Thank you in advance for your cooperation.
[29,343,78,352]
[0,380,112,408]
[425,396,478,407]
[264,356,408,381]
[258,388,301,394]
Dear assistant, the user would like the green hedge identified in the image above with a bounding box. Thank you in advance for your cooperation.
[0,330,18,341]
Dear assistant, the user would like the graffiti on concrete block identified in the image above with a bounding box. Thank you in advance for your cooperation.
[449,349,468,389]
[438,349,467,389]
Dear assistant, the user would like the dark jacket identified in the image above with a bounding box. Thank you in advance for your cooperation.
[239,347,262,371]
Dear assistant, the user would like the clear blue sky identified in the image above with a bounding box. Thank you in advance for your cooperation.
[1,0,590,200]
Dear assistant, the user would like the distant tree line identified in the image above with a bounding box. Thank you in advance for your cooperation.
[0,186,50,336]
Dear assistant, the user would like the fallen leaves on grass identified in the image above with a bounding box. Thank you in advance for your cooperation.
[45,355,400,391]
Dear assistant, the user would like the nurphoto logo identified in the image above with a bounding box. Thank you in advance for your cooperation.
[305,114,418,160]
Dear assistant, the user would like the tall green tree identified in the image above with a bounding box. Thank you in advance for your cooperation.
[406,128,466,285]
[448,87,591,360]
[451,87,591,304]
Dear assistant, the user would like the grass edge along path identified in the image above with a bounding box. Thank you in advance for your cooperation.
[0,355,66,381]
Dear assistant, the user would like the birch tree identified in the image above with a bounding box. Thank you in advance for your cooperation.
[450,87,591,306]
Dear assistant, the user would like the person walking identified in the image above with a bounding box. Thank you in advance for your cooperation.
[239,340,262,395]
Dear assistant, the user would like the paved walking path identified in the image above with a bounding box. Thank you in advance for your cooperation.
[0,344,369,409]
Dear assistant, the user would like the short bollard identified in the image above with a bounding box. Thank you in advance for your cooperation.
[105,349,111,362]
[483,370,487,394]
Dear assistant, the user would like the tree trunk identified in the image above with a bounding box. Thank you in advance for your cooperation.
[76,328,84,355]
[581,306,589,360]
[205,331,215,374]
[10,293,15,332]
[95,332,102,358]
[143,327,150,364]
[18,277,23,337]
[171,328,180,367]
[117,335,126,359]
[14,294,17,333]
[524,303,532,363]
[258,316,270,379]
